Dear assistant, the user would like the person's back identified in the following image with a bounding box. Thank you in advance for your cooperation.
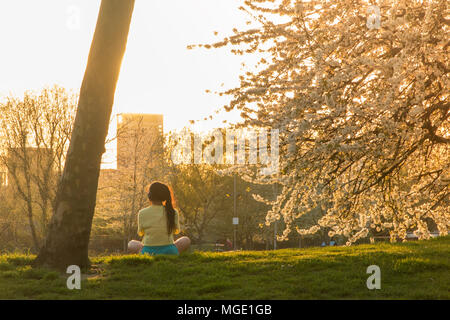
[138,205,180,246]
[128,181,191,256]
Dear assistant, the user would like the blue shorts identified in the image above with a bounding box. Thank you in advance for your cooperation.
[141,244,179,256]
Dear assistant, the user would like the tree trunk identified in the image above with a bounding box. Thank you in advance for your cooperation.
[26,199,40,253]
[34,0,135,270]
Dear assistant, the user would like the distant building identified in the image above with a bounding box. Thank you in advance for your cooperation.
[97,168,119,188]
[116,113,164,171]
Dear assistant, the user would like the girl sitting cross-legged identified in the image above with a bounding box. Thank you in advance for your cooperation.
[128,181,191,255]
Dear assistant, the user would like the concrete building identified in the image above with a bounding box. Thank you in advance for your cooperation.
[116,113,164,171]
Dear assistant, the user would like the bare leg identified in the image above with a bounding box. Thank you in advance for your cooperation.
[174,236,191,254]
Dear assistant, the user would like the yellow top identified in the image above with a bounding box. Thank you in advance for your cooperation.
[138,205,180,246]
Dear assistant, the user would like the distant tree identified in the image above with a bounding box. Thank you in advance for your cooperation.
[166,129,272,247]
[0,86,76,251]
[225,181,272,250]
[211,180,273,250]
[94,115,165,251]
[168,163,233,244]
[35,0,135,269]
[198,0,449,243]
[0,186,19,250]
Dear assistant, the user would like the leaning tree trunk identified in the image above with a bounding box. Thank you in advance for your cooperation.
[35,0,135,270]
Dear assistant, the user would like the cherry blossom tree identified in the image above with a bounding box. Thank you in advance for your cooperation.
[197,0,449,243]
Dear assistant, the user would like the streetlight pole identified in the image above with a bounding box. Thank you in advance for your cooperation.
[273,183,277,250]
[233,173,237,250]
[274,219,277,250]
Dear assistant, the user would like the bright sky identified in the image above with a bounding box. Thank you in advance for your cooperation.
[0,0,256,134]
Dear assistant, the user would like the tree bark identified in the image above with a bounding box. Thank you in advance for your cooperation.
[35,0,135,270]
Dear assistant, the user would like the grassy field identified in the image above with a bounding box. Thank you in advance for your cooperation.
[0,236,448,299]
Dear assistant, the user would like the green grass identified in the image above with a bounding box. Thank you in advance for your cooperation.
[0,236,449,299]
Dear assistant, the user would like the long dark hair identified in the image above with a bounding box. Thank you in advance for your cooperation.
[147,182,176,235]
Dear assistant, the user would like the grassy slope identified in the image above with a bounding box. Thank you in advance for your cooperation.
[0,236,448,299]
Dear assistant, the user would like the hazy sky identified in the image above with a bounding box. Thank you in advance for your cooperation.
[0,0,256,133]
